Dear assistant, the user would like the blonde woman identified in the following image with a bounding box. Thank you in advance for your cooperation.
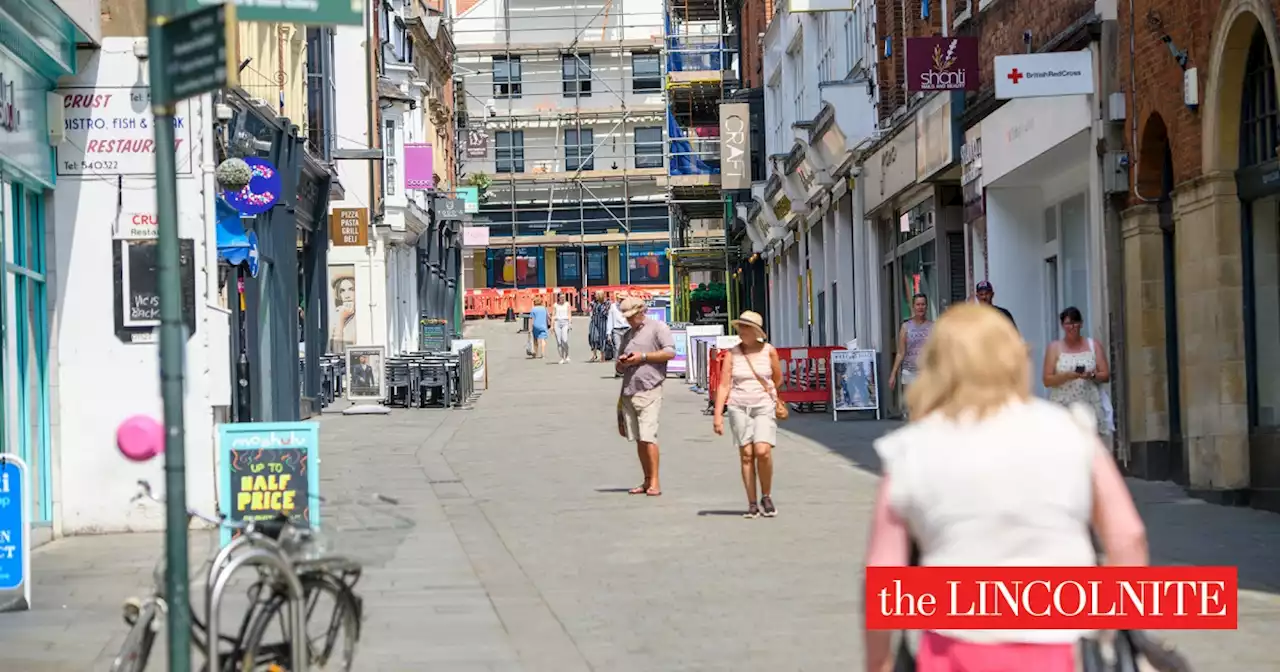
[862,304,1147,672]
[712,311,783,518]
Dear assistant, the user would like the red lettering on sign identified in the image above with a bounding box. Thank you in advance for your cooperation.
[64,94,114,108]
[131,214,155,226]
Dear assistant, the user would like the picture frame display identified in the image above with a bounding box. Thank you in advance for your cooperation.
[345,345,386,402]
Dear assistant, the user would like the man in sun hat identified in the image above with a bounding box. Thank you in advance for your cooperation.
[974,280,1017,330]
[615,297,675,497]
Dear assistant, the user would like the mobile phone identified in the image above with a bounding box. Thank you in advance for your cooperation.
[1075,365,1086,374]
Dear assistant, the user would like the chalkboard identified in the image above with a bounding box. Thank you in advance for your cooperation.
[217,422,321,546]
[420,318,448,352]
[113,239,197,343]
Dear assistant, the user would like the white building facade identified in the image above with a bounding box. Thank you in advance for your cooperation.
[756,0,876,349]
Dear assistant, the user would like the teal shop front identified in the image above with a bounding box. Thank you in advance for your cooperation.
[0,0,85,525]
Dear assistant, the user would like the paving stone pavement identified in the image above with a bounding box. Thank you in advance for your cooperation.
[1,317,1279,671]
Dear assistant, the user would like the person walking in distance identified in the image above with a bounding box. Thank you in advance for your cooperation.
[1044,306,1112,435]
[888,293,933,409]
[587,291,610,362]
[529,297,550,359]
[607,295,629,369]
[974,280,1017,330]
[615,297,676,497]
[713,311,784,518]
[552,293,573,364]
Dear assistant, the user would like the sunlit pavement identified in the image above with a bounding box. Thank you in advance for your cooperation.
[2,317,1279,670]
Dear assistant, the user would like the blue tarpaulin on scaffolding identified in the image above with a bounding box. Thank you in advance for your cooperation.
[216,196,257,267]
[663,12,724,73]
[667,110,716,176]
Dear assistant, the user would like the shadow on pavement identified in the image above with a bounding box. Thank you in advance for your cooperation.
[779,410,1280,595]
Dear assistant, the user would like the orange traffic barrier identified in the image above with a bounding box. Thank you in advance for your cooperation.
[774,346,846,405]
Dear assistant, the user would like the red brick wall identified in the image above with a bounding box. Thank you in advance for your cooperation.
[740,0,772,89]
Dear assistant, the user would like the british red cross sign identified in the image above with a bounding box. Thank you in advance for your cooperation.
[994,51,1095,100]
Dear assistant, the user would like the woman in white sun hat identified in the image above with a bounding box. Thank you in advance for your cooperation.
[712,311,785,519]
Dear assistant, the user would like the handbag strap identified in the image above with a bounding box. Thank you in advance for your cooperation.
[739,346,780,405]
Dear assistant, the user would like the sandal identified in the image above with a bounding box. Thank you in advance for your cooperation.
[628,485,647,495]
[646,488,662,497]
[743,503,760,519]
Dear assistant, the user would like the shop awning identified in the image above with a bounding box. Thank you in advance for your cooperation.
[216,197,259,273]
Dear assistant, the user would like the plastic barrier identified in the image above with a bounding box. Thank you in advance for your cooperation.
[774,346,846,407]
[705,346,727,410]
[463,284,693,319]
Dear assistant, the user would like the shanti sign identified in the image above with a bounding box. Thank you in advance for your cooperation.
[217,422,320,546]
[0,455,30,612]
[905,37,980,93]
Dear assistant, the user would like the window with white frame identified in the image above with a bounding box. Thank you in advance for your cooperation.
[817,17,837,82]
[767,78,784,154]
[788,38,806,122]
[383,119,397,195]
[844,2,868,75]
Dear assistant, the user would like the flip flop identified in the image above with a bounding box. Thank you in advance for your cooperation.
[646,488,662,497]
[628,485,647,495]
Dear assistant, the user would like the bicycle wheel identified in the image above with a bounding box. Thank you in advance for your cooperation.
[237,572,360,671]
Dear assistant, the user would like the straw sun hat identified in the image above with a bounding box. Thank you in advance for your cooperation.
[732,311,767,341]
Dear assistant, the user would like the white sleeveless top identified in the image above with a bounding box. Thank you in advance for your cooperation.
[874,397,1098,644]
[553,302,571,321]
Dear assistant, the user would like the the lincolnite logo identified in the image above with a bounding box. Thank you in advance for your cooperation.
[0,74,18,133]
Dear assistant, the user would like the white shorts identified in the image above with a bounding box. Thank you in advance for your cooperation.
[726,404,777,448]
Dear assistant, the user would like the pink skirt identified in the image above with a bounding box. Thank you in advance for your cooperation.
[919,631,1076,672]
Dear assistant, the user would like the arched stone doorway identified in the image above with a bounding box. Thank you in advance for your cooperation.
[1121,113,1184,483]
[1182,0,1280,508]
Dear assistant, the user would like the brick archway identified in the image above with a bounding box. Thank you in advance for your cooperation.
[1202,0,1280,173]
[1136,113,1171,198]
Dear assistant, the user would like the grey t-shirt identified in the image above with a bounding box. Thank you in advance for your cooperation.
[618,318,676,396]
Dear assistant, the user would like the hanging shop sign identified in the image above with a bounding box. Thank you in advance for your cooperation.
[113,238,197,344]
[0,73,19,133]
[403,143,434,191]
[720,102,751,190]
[330,207,369,246]
[56,87,195,177]
[154,3,236,107]
[905,37,980,93]
[434,198,465,220]
[179,0,364,26]
[831,349,881,418]
[462,225,490,247]
[994,50,1095,100]
[0,455,32,612]
[223,158,281,216]
[217,422,321,546]
[457,186,480,213]
[961,126,984,222]
[465,128,488,158]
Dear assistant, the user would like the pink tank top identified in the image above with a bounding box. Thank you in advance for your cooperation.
[728,344,775,409]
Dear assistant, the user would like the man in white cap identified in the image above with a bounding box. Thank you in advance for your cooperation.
[615,297,675,497]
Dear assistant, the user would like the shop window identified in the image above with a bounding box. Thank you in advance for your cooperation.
[634,127,663,169]
[1243,26,1280,428]
[562,53,592,97]
[558,248,582,285]
[489,247,541,287]
[628,243,668,285]
[586,248,608,284]
[632,53,661,93]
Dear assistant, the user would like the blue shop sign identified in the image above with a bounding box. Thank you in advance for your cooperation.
[224,158,282,216]
[0,455,31,612]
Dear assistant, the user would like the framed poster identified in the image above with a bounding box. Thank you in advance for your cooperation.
[216,422,321,546]
[684,325,724,381]
[832,349,880,416]
[346,345,386,401]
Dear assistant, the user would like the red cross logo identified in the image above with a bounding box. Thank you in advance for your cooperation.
[1007,68,1024,84]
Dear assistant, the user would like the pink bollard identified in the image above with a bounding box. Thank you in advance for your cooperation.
[117,415,165,462]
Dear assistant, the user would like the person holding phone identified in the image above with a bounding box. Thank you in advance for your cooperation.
[1043,306,1111,434]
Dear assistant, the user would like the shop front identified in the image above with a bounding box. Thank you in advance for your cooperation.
[0,2,82,527]
[981,92,1097,396]
[961,125,986,288]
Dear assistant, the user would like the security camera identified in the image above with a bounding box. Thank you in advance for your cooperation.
[133,38,149,61]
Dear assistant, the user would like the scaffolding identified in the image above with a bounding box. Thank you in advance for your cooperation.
[450,0,737,300]
[662,0,737,324]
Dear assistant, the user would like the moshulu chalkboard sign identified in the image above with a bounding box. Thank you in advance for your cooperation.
[113,239,197,343]
[420,318,448,352]
[217,422,321,546]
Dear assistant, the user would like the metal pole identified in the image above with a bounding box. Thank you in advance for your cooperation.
[144,0,191,665]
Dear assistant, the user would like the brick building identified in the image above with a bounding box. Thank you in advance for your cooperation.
[1121,0,1280,511]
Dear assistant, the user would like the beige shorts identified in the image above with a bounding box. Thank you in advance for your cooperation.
[621,387,663,443]
[726,404,777,448]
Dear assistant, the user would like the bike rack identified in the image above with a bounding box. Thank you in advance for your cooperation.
[206,548,308,672]
[206,533,253,604]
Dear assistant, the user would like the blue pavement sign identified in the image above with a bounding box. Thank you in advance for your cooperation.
[217,423,321,546]
[0,455,31,612]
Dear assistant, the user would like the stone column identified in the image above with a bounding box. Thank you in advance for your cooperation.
[1120,204,1172,474]
[1171,171,1250,496]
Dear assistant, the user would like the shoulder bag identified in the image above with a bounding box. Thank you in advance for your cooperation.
[741,346,789,421]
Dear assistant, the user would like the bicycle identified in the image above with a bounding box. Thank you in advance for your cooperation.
[111,480,365,672]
